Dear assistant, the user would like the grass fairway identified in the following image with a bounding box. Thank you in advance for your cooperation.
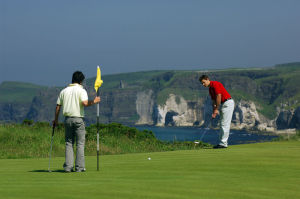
[0,141,299,199]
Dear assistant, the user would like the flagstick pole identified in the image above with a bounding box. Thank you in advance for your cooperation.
[97,89,100,171]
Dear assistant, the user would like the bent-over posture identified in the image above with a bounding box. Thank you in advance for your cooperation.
[200,75,234,148]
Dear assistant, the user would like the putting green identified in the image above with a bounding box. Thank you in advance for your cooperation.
[0,141,299,199]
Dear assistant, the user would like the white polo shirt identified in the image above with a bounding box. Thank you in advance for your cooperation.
[57,83,88,117]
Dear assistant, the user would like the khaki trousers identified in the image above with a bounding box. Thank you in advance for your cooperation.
[219,99,235,147]
[63,117,86,172]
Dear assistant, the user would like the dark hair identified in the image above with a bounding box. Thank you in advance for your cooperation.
[72,71,85,84]
[199,75,209,82]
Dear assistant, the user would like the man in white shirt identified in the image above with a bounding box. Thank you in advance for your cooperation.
[53,71,100,172]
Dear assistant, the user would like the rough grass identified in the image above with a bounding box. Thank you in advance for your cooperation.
[0,141,299,199]
[0,123,210,159]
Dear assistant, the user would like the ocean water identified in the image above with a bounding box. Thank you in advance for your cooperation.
[135,126,278,145]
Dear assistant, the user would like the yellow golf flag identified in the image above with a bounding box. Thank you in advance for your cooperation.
[94,66,103,92]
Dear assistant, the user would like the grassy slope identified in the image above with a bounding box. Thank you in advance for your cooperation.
[86,70,168,90]
[0,81,45,103]
[0,141,299,199]
[0,123,210,159]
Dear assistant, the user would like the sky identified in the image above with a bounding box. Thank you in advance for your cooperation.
[1,0,300,86]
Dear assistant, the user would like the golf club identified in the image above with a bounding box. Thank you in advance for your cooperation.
[199,118,212,141]
[48,125,55,172]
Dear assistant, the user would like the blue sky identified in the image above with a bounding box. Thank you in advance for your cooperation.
[1,0,300,86]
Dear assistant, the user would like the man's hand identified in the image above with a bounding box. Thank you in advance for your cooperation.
[212,109,219,119]
[52,120,58,128]
[53,105,61,128]
[212,94,221,119]
[94,96,101,104]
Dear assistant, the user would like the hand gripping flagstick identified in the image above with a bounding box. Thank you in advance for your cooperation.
[94,66,103,171]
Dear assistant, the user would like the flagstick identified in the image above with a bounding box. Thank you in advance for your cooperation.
[97,89,100,171]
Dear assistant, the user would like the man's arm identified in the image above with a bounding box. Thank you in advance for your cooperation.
[212,99,216,110]
[53,104,61,127]
[212,94,221,118]
[82,96,101,107]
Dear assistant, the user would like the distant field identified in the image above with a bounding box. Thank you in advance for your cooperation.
[0,81,45,103]
[0,141,299,199]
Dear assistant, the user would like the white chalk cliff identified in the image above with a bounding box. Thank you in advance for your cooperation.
[136,90,155,125]
[135,92,297,133]
[156,94,197,126]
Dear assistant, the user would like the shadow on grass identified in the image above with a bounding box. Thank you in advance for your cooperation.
[29,169,66,173]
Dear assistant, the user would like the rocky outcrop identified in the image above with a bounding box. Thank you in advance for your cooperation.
[85,89,139,124]
[232,100,259,129]
[276,109,294,130]
[155,94,203,126]
[136,90,155,125]
[290,107,300,129]
[148,94,297,133]
[26,89,60,122]
[275,107,300,130]
[0,102,31,123]
[231,100,275,132]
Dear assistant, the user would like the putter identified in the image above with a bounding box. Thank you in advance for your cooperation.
[48,125,55,172]
[199,118,212,141]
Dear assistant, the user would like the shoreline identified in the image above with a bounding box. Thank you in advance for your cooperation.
[134,124,298,136]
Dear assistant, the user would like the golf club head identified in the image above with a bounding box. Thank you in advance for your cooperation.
[199,118,213,141]
[205,118,213,129]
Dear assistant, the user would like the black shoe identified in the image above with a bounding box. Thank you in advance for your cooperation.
[64,168,74,173]
[213,145,227,149]
[64,170,72,173]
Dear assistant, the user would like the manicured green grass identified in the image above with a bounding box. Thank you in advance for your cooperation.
[0,141,299,199]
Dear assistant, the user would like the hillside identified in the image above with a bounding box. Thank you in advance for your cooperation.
[0,82,46,123]
[0,81,46,103]
[0,63,299,131]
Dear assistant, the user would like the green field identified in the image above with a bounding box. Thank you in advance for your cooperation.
[0,141,299,199]
[0,81,46,103]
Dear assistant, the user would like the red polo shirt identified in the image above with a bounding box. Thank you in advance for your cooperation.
[209,81,231,103]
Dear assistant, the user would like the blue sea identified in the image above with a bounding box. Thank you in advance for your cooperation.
[135,126,278,145]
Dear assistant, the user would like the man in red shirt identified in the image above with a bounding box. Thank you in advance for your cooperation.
[200,75,235,148]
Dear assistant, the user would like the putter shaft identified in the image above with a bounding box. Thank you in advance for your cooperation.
[48,126,55,171]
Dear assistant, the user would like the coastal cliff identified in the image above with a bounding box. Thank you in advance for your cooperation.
[1,63,299,133]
